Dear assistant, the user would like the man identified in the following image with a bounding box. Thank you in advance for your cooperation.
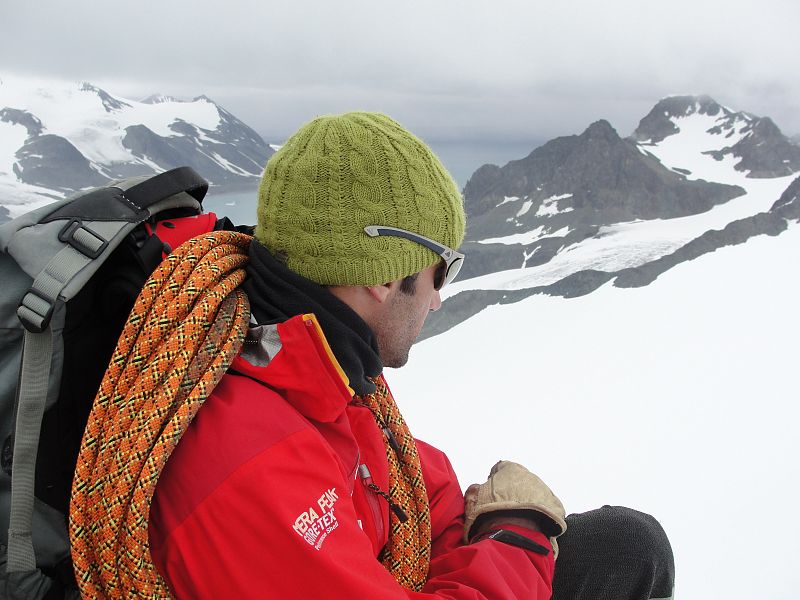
[149,112,674,599]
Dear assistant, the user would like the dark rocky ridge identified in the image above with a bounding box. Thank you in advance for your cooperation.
[632,95,800,178]
[771,175,800,219]
[124,96,273,186]
[461,118,743,280]
[0,108,43,137]
[421,176,800,340]
[13,135,107,191]
[423,96,800,340]
[705,117,800,178]
[466,119,741,226]
[120,111,271,186]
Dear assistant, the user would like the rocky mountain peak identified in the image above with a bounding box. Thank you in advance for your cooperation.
[630,94,734,143]
[581,119,619,142]
[79,82,131,113]
[662,94,724,118]
[629,95,800,178]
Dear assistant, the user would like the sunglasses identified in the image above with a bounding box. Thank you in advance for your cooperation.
[364,225,465,290]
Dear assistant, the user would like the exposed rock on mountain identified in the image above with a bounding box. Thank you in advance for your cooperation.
[461,117,743,280]
[120,109,269,185]
[423,174,800,340]
[632,95,800,178]
[141,94,181,104]
[0,79,275,209]
[0,108,43,137]
[14,134,107,191]
[771,175,800,220]
[631,95,727,144]
[705,117,800,178]
[467,119,741,230]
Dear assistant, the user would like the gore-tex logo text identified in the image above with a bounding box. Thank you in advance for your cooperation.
[293,488,340,550]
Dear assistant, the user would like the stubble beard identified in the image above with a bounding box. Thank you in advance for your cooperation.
[375,292,425,369]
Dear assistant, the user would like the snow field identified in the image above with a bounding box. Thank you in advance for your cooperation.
[388,221,800,600]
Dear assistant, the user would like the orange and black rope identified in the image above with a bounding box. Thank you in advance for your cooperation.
[360,377,432,592]
[69,231,251,598]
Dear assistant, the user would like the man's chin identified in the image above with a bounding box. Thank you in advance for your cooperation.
[382,349,411,370]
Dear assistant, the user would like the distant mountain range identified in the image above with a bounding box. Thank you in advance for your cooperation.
[1,82,798,343]
[0,77,274,219]
[423,94,800,338]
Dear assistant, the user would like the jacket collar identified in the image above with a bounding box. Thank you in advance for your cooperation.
[232,313,355,423]
[243,241,383,396]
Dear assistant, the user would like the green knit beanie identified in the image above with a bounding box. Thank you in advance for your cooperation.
[255,112,466,286]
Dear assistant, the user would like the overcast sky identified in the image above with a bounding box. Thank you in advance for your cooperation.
[3,0,798,153]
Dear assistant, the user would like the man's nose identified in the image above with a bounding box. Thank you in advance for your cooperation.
[429,290,442,312]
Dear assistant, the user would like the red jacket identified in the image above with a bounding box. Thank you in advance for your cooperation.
[149,314,554,598]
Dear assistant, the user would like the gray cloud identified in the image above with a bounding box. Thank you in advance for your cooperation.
[2,0,798,148]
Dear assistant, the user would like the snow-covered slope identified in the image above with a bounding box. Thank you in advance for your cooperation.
[0,76,274,219]
[389,218,800,600]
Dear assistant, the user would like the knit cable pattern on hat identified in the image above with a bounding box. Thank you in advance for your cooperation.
[359,376,432,591]
[69,231,251,599]
[255,112,465,286]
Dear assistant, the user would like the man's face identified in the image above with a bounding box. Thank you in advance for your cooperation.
[373,262,443,368]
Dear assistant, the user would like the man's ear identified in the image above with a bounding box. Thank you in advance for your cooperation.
[366,281,396,304]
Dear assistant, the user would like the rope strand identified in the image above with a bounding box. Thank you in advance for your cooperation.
[69,231,251,599]
[359,377,432,591]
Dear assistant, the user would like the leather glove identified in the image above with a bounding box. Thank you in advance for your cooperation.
[464,461,567,556]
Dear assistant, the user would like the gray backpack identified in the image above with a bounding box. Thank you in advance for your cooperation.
[0,167,220,599]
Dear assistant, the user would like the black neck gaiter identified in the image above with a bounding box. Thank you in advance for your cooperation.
[242,242,383,396]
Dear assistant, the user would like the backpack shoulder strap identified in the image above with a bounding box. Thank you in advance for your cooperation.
[5,327,54,578]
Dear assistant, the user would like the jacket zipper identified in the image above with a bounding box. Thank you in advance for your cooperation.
[358,464,386,546]
[349,451,361,495]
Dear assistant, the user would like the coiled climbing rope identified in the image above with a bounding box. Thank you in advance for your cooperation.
[69,231,251,599]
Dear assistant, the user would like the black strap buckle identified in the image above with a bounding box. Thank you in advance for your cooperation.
[58,218,108,259]
[18,287,56,333]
